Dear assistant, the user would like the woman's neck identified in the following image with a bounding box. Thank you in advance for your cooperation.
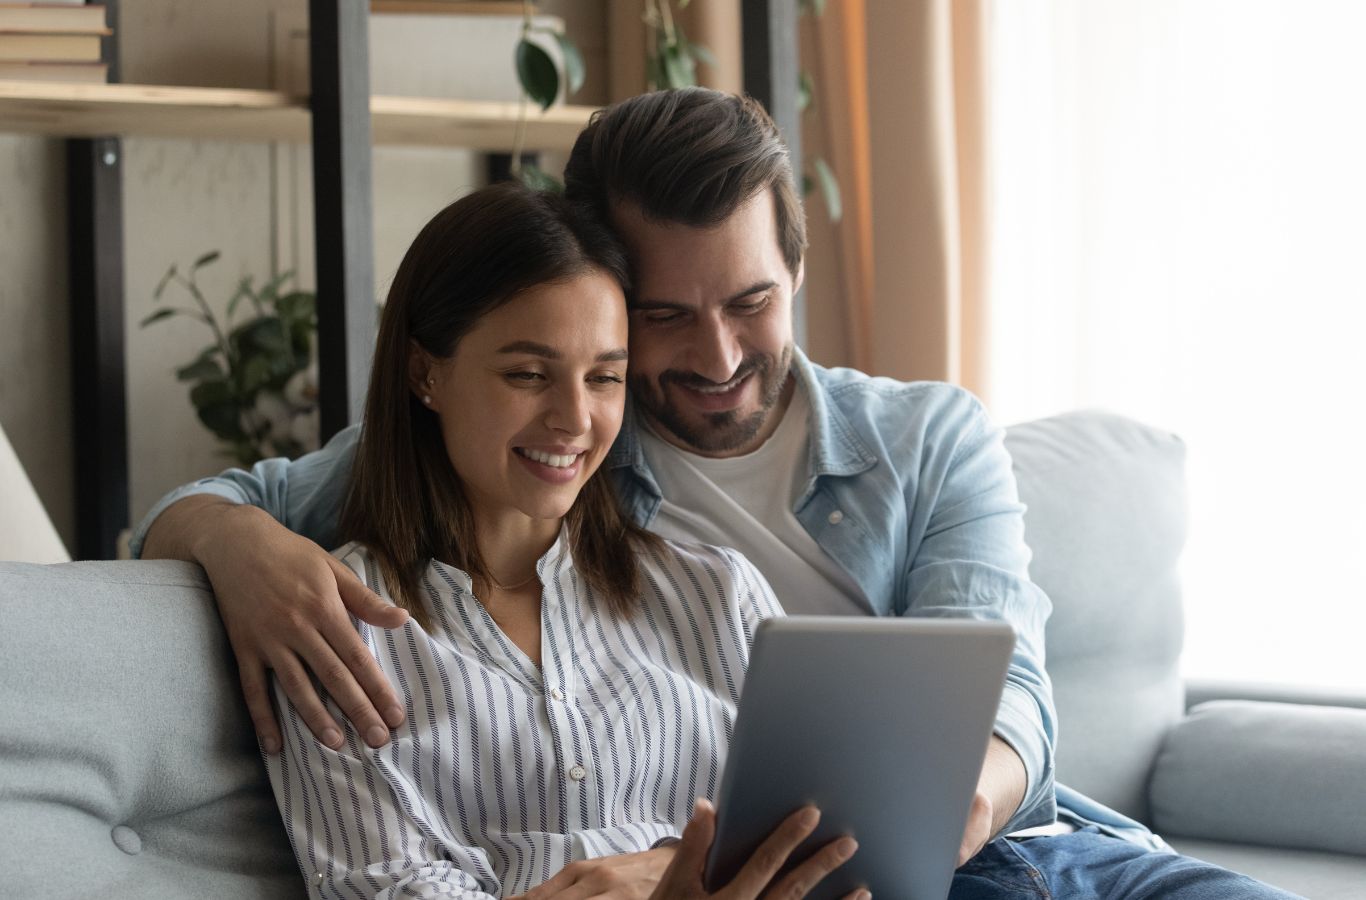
[472,511,561,590]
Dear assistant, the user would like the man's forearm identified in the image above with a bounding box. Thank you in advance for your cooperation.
[141,495,262,563]
[982,736,1028,838]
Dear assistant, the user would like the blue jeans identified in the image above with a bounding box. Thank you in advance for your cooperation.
[949,827,1304,899]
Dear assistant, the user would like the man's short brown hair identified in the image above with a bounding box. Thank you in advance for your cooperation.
[563,88,807,279]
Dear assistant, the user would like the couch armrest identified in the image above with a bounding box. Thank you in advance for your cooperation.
[1149,700,1366,856]
[1185,677,1366,712]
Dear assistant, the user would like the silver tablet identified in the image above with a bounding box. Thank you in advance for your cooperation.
[704,616,1016,900]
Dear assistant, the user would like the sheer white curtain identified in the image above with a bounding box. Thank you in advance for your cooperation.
[985,1,1366,688]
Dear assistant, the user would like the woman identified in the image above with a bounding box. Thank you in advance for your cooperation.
[264,184,862,900]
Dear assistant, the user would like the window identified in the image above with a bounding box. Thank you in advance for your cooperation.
[987,1,1366,687]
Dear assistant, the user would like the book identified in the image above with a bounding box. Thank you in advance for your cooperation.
[0,31,102,61]
[0,3,109,33]
[0,59,105,81]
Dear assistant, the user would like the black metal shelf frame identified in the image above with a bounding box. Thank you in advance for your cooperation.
[66,0,799,560]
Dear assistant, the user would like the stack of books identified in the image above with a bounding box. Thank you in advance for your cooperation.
[0,2,109,84]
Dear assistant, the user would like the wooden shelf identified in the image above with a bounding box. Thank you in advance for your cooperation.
[0,81,594,151]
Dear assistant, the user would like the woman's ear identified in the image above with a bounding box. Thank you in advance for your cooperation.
[408,341,437,410]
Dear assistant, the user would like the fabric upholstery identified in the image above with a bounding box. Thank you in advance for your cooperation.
[1005,410,1187,822]
[1151,700,1366,854]
[0,561,301,900]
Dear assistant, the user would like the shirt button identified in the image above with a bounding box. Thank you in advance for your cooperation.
[550,687,565,701]
[828,510,844,524]
[569,764,587,781]
[313,872,324,887]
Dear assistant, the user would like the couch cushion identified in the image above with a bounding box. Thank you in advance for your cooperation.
[1169,838,1366,900]
[1006,411,1187,822]
[1151,700,1366,855]
[0,561,302,900]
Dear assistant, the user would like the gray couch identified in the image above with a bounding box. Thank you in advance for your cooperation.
[3,411,1364,898]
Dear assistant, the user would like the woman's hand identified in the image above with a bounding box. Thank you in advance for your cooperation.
[650,800,868,900]
[146,496,409,753]
[510,846,678,900]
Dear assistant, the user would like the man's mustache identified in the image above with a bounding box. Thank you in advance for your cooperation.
[656,356,769,392]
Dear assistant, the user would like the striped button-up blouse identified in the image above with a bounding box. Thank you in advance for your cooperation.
[265,532,781,899]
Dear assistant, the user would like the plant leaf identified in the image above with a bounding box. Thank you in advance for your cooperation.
[519,163,565,193]
[140,308,178,327]
[192,250,221,271]
[662,43,697,88]
[190,378,235,410]
[197,402,246,442]
[227,276,254,319]
[689,41,717,68]
[797,70,814,113]
[153,265,178,300]
[231,317,290,354]
[813,156,843,223]
[240,354,275,394]
[176,357,224,383]
[516,38,559,111]
[552,31,586,95]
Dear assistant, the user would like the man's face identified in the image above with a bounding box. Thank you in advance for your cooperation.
[613,190,803,458]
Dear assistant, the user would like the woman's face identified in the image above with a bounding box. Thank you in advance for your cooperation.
[419,270,629,530]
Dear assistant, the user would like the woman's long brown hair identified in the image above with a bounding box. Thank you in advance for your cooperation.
[338,183,659,629]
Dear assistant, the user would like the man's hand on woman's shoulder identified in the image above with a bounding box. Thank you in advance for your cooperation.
[142,495,409,753]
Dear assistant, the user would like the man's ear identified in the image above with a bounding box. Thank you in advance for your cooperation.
[408,341,435,406]
[792,259,806,296]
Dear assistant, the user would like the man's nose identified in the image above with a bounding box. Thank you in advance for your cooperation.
[689,314,745,384]
[545,381,592,436]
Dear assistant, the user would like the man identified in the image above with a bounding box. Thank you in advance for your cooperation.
[136,89,1296,898]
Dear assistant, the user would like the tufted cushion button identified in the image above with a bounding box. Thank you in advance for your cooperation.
[110,825,142,855]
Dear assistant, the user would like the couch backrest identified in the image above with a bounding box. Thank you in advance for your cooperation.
[0,561,302,900]
[1006,410,1188,823]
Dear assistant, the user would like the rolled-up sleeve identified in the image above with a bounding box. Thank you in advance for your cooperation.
[902,401,1058,834]
[130,424,362,558]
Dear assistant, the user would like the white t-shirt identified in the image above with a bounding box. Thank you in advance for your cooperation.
[637,383,869,616]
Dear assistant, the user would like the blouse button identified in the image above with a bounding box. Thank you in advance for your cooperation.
[828,510,845,525]
[550,687,565,701]
[569,764,587,782]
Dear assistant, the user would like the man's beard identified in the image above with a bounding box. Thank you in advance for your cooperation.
[630,344,794,455]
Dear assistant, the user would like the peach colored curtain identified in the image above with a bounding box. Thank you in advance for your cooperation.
[804,0,991,397]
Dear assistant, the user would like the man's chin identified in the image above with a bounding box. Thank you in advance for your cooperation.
[644,404,769,456]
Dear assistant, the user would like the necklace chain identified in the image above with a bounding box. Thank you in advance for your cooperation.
[486,569,540,592]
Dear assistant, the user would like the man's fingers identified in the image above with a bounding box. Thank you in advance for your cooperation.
[333,557,408,628]
[764,835,858,900]
[291,627,396,748]
[317,604,406,731]
[728,805,820,896]
[238,655,284,754]
[271,651,346,749]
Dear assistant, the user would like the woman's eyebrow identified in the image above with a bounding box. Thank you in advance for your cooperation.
[497,340,628,363]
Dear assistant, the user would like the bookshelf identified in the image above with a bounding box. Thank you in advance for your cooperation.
[18,0,794,560]
[0,81,594,149]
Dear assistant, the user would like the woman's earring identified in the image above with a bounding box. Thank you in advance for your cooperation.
[422,395,432,405]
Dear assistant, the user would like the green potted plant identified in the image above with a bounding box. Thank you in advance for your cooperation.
[141,251,319,466]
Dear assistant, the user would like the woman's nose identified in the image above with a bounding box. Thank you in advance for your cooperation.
[545,383,592,436]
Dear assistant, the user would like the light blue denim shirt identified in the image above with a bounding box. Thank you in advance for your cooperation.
[135,348,1163,842]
